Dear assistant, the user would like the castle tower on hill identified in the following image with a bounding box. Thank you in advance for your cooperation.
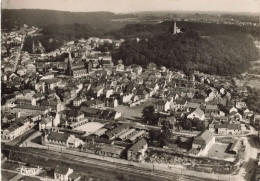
[172,22,181,35]
[173,22,177,35]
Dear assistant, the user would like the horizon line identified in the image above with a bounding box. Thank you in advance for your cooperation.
[2,8,260,15]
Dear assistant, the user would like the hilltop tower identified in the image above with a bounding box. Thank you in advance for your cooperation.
[173,22,177,35]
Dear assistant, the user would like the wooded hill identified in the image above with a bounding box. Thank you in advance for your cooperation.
[111,21,259,76]
[3,9,259,76]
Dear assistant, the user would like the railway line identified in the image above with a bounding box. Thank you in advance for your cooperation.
[2,145,217,181]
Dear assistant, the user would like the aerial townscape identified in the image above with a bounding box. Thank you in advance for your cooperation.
[1,1,260,181]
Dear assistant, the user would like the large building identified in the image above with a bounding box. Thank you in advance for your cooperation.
[1,117,32,140]
[66,51,90,78]
[11,105,50,117]
[191,130,215,156]
[42,131,83,148]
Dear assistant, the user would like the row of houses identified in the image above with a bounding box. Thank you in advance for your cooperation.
[1,116,37,140]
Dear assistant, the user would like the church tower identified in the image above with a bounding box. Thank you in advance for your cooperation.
[66,51,73,75]
[32,40,37,53]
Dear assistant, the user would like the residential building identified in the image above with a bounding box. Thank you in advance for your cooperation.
[154,99,170,112]
[11,105,50,117]
[127,138,148,162]
[54,166,81,181]
[2,118,32,140]
[187,107,205,120]
[216,124,242,135]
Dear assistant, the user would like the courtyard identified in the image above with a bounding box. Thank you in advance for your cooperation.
[207,143,236,161]
[73,122,105,136]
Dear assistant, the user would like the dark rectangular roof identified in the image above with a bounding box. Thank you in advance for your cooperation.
[228,124,241,130]
[193,130,214,146]
[85,136,114,144]
[14,105,49,111]
[106,124,129,138]
[128,138,147,152]
[47,132,70,142]
[54,166,70,175]
[79,106,99,115]
[68,172,81,180]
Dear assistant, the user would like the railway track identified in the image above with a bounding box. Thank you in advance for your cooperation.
[2,145,217,181]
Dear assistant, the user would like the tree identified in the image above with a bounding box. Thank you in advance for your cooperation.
[183,119,192,131]
[112,24,259,76]
[147,62,157,70]
[148,130,161,143]
[244,87,260,114]
[142,105,155,125]
[196,120,206,131]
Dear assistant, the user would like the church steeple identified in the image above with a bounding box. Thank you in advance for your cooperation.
[32,40,37,53]
[66,51,73,75]
[68,51,73,63]
[52,111,60,127]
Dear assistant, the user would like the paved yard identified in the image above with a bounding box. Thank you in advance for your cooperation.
[73,122,105,136]
[207,143,235,161]
[114,99,156,120]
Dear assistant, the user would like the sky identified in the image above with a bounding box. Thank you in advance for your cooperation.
[2,0,260,13]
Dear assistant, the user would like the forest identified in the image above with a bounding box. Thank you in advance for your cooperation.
[108,21,259,40]
[4,9,259,75]
[244,87,260,114]
[111,22,259,76]
[23,35,64,53]
[23,24,95,53]
[1,9,133,28]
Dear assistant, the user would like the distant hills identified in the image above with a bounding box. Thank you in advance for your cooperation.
[111,21,259,76]
[108,21,259,39]
[1,9,134,32]
[3,9,259,76]
[2,9,131,25]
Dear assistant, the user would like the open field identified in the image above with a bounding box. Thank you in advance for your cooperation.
[114,99,156,120]
[73,122,104,136]
[207,143,235,161]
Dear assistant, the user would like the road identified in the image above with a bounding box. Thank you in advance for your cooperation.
[2,145,217,181]
[13,35,25,72]
[235,135,259,181]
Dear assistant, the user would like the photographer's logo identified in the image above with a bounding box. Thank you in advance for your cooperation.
[16,166,42,176]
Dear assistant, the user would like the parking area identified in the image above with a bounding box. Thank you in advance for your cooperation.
[73,122,105,136]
